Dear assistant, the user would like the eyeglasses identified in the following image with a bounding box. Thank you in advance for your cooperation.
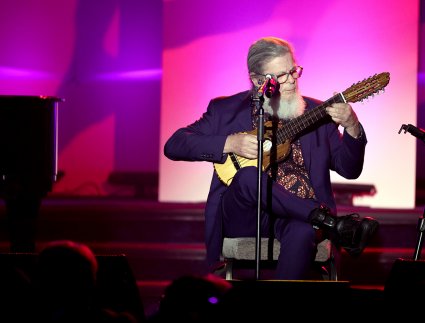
[255,66,303,84]
[276,66,303,83]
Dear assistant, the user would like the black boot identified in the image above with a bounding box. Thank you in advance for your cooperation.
[309,204,379,257]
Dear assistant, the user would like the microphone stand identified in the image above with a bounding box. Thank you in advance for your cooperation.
[253,92,265,280]
[413,211,425,261]
[398,123,425,260]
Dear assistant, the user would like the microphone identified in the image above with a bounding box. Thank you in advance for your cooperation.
[398,124,425,142]
[257,74,279,98]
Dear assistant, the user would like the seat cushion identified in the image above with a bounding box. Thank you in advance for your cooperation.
[222,237,331,262]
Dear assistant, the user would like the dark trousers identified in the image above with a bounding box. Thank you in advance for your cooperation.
[221,166,321,279]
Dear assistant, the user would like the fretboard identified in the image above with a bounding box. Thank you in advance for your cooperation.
[275,93,345,144]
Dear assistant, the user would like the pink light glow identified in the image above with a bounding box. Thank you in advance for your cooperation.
[159,0,419,208]
[0,67,55,80]
[93,69,162,81]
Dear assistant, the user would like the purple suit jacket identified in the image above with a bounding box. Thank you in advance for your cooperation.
[164,90,367,265]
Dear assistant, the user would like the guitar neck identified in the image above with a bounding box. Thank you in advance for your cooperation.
[276,93,345,143]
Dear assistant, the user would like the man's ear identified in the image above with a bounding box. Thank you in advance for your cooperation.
[249,74,258,87]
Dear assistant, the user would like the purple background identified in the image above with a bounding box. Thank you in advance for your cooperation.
[0,0,423,205]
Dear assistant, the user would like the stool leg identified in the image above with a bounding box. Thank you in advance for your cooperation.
[320,264,330,280]
[329,256,338,281]
[225,259,233,280]
[329,245,340,281]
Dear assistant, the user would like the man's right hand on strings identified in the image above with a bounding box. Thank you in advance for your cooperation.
[223,133,258,159]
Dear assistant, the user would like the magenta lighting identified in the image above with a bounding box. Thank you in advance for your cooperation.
[94,69,163,81]
[0,67,54,80]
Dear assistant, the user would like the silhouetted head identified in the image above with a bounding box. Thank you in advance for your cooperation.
[158,274,232,322]
[37,240,98,305]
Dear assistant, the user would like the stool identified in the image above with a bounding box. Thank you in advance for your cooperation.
[220,237,339,280]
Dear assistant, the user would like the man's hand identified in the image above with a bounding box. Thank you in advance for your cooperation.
[326,102,361,138]
[224,133,258,159]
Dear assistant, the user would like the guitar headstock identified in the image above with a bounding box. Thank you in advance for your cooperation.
[342,72,390,103]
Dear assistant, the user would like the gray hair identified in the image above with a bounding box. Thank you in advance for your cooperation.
[247,37,296,75]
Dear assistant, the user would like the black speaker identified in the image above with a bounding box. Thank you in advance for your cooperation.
[223,280,351,320]
[384,258,425,306]
[0,252,38,280]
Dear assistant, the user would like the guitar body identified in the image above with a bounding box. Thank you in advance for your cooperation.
[213,154,257,186]
[213,72,390,186]
[262,122,293,167]
[213,121,293,185]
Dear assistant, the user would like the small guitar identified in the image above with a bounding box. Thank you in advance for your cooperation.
[213,72,390,186]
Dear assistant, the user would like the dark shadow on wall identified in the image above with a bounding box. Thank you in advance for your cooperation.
[56,0,162,175]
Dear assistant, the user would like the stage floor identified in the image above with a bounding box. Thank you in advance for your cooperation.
[0,197,424,318]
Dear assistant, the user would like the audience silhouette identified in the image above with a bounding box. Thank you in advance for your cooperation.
[33,240,143,322]
[148,273,232,322]
[0,261,35,322]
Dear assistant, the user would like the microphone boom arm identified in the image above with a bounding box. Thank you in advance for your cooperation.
[398,124,425,143]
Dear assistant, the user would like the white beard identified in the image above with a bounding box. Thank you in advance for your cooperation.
[263,92,306,120]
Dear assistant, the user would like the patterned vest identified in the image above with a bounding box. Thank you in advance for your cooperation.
[251,98,316,199]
